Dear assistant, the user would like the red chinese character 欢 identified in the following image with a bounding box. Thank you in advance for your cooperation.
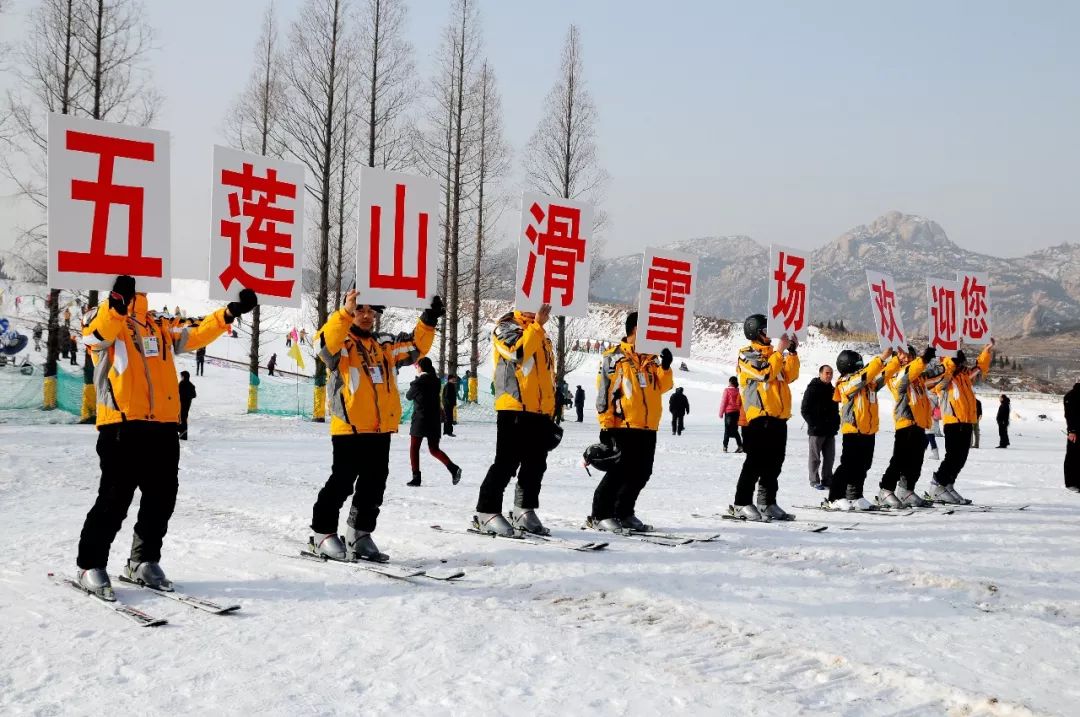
[871,279,904,344]
[960,276,988,340]
[771,251,806,333]
[369,183,428,298]
[521,202,586,307]
[930,285,958,352]
[56,131,162,277]
[644,257,693,347]
[219,162,297,297]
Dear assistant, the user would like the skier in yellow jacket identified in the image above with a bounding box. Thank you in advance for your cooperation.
[827,346,892,510]
[473,303,559,537]
[730,314,800,521]
[309,290,442,562]
[76,275,257,600]
[927,341,994,504]
[586,312,674,532]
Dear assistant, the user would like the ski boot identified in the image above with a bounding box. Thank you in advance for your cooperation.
[946,484,972,505]
[77,567,115,601]
[473,512,516,537]
[759,504,794,521]
[876,488,903,509]
[850,497,874,512]
[825,498,853,511]
[346,527,389,563]
[620,514,654,532]
[510,509,551,536]
[311,532,347,560]
[586,516,624,532]
[124,560,173,591]
[1067,486,1080,494]
[730,504,765,521]
[449,464,462,485]
[895,480,931,507]
[407,472,422,487]
[926,480,960,504]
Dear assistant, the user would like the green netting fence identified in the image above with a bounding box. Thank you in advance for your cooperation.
[0,366,84,415]
[249,372,415,422]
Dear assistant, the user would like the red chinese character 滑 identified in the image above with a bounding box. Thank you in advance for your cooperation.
[57,131,162,277]
[521,202,586,307]
[960,276,988,340]
[771,251,806,333]
[644,257,693,348]
[219,162,297,297]
[369,183,428,298]
[930,285,958,352]
[871,279,904,345]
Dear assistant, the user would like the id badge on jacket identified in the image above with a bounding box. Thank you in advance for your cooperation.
[142,336,160,358]
[368,366,384,384]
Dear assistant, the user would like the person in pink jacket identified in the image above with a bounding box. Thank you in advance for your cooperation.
[719,376,744,452]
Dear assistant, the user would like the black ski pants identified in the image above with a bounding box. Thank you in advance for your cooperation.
[997,421,1010,448]
[575,404,584,422]
[178,400,191,440]
[77,422,180,569]
[195,357,205,376]
[880,425,927,492]
[1066,438,1080,490]
[934,423,973,486]
[476,411,551,513]
[311,433,391,534]
[723,412,743,451]
[672,414,685,435]
[829,433,876,501]
[591,428,657,520]
[734,417,786,506]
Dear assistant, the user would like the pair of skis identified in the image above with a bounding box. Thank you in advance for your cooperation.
[294,549,466,581]
[49,572,240,628]
[430,524,609,551]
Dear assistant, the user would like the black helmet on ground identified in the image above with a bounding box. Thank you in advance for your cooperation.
[583,442,621,472]
[743,314,768,342]
[836,349,865,376]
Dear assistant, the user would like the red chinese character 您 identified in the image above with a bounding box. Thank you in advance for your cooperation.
[930,285,958,352]
[219,162,297,298]
[960,276,988,340]
[871,279,904,345]
[644,257,693,348]
[57,131,162,277]
[369,183,428,298]
[521,202,586,307]
[771,251,806,333]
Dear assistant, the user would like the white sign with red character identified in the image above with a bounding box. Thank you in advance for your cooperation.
[957,271,992,345]
[635,248,698,355]
[865,270,907,351]
[514,192,594,317]
[47,113,171,292]
[209,146,305,308]
[766,244,810,341]
[354,166,440,310]
[927,278,960,358]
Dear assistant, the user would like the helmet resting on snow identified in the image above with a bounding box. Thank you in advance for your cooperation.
[835,350,864,376]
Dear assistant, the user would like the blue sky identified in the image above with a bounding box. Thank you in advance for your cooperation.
[2,0,1078,276]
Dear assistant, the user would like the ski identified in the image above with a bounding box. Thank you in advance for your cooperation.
[792,504,915,517]
[626,530,725,543]
[49,572,167,627]
[590,529,692,547]
[117,575,241,614]
[429,524,608,552]
[925,501,1030,513]
[297,550,462,581]
[718,514,829,532]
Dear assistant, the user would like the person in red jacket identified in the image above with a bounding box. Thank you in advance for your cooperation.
[718,376,743,452]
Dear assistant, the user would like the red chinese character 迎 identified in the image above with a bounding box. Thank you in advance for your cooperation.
[930,285,958,352]
[57,131,162,277]
[369,183,428,298]
[521,202,586,307]
[871,279,904,345]
[219,162,297,298]
[771,251,806,333]
[644,257,693,347]
[960,276,988,340]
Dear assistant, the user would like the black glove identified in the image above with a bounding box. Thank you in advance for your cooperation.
[420,295,446,327]
[108,275,136,315]
[660,348,673,370]
[225,289,258,322]
[922,346,937,363]
[788,335,799,354]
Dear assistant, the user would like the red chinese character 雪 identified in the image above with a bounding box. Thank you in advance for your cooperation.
[644,257,693,347]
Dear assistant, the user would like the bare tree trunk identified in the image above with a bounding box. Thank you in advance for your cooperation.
[446,1,469,379]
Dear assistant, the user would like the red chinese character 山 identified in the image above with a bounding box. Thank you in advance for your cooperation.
[644,257,693,348]
[369,183,428,298]
[960,276,989,341]
[218,162,297,298]
[930,285,959,352]
[871,279,904,345]
[57,131,162,277]
[771,251,806,334]
[521,202,586,307]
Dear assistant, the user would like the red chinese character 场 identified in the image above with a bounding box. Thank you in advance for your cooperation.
[219,162,297,297]
[960,276,988,340]
[57,131,162,277]
[930,285,958,352]
[644,257,693,348]
[870,280,904,345]
[771,251,806,333]
[522,202,586,307]
[369,183,428,298]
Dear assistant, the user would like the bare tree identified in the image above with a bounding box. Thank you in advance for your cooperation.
[354,0,415,171]
[279,0,352,421]
[331,58,360,308]
[522,24,608,390]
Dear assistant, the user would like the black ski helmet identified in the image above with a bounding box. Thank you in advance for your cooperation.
[583,442,622,472]
[743,314,768,342]
[836,349,864,375]
[955,349,967,366]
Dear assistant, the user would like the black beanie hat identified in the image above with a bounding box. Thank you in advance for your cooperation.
[625,311,638,338]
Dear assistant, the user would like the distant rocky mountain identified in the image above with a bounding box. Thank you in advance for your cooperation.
[591,211,1080,338]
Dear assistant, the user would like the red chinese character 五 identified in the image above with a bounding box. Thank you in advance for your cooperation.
[772,252,806,333]
[644,257,692,347]
[871,280,903,344]
[930,285,958,351]
[219,162,297,297]
[369,183,428,298]
[960,276,988,340]
[522,202,586,307]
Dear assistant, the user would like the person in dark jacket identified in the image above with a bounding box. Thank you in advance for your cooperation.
[996,395,1010,448]
[178,371,196,440]
[669,386,690,435]
[574,385,586,422]
[442,374,459,437]
[406,358,461,487]
[195,347,206,376]
[801,365,839,489]
[1065,383,1079,492]
[267,353,277,376]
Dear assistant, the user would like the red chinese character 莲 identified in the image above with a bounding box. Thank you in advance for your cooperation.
[57,131,162,277]
[930,285,958,352]
[871,279,904,344]
[771,251,806,333]
[960,276,989,340]
[219,162,297,297]
[369,183,428,298]
[521,202,586,307]
[644,257,693,347]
